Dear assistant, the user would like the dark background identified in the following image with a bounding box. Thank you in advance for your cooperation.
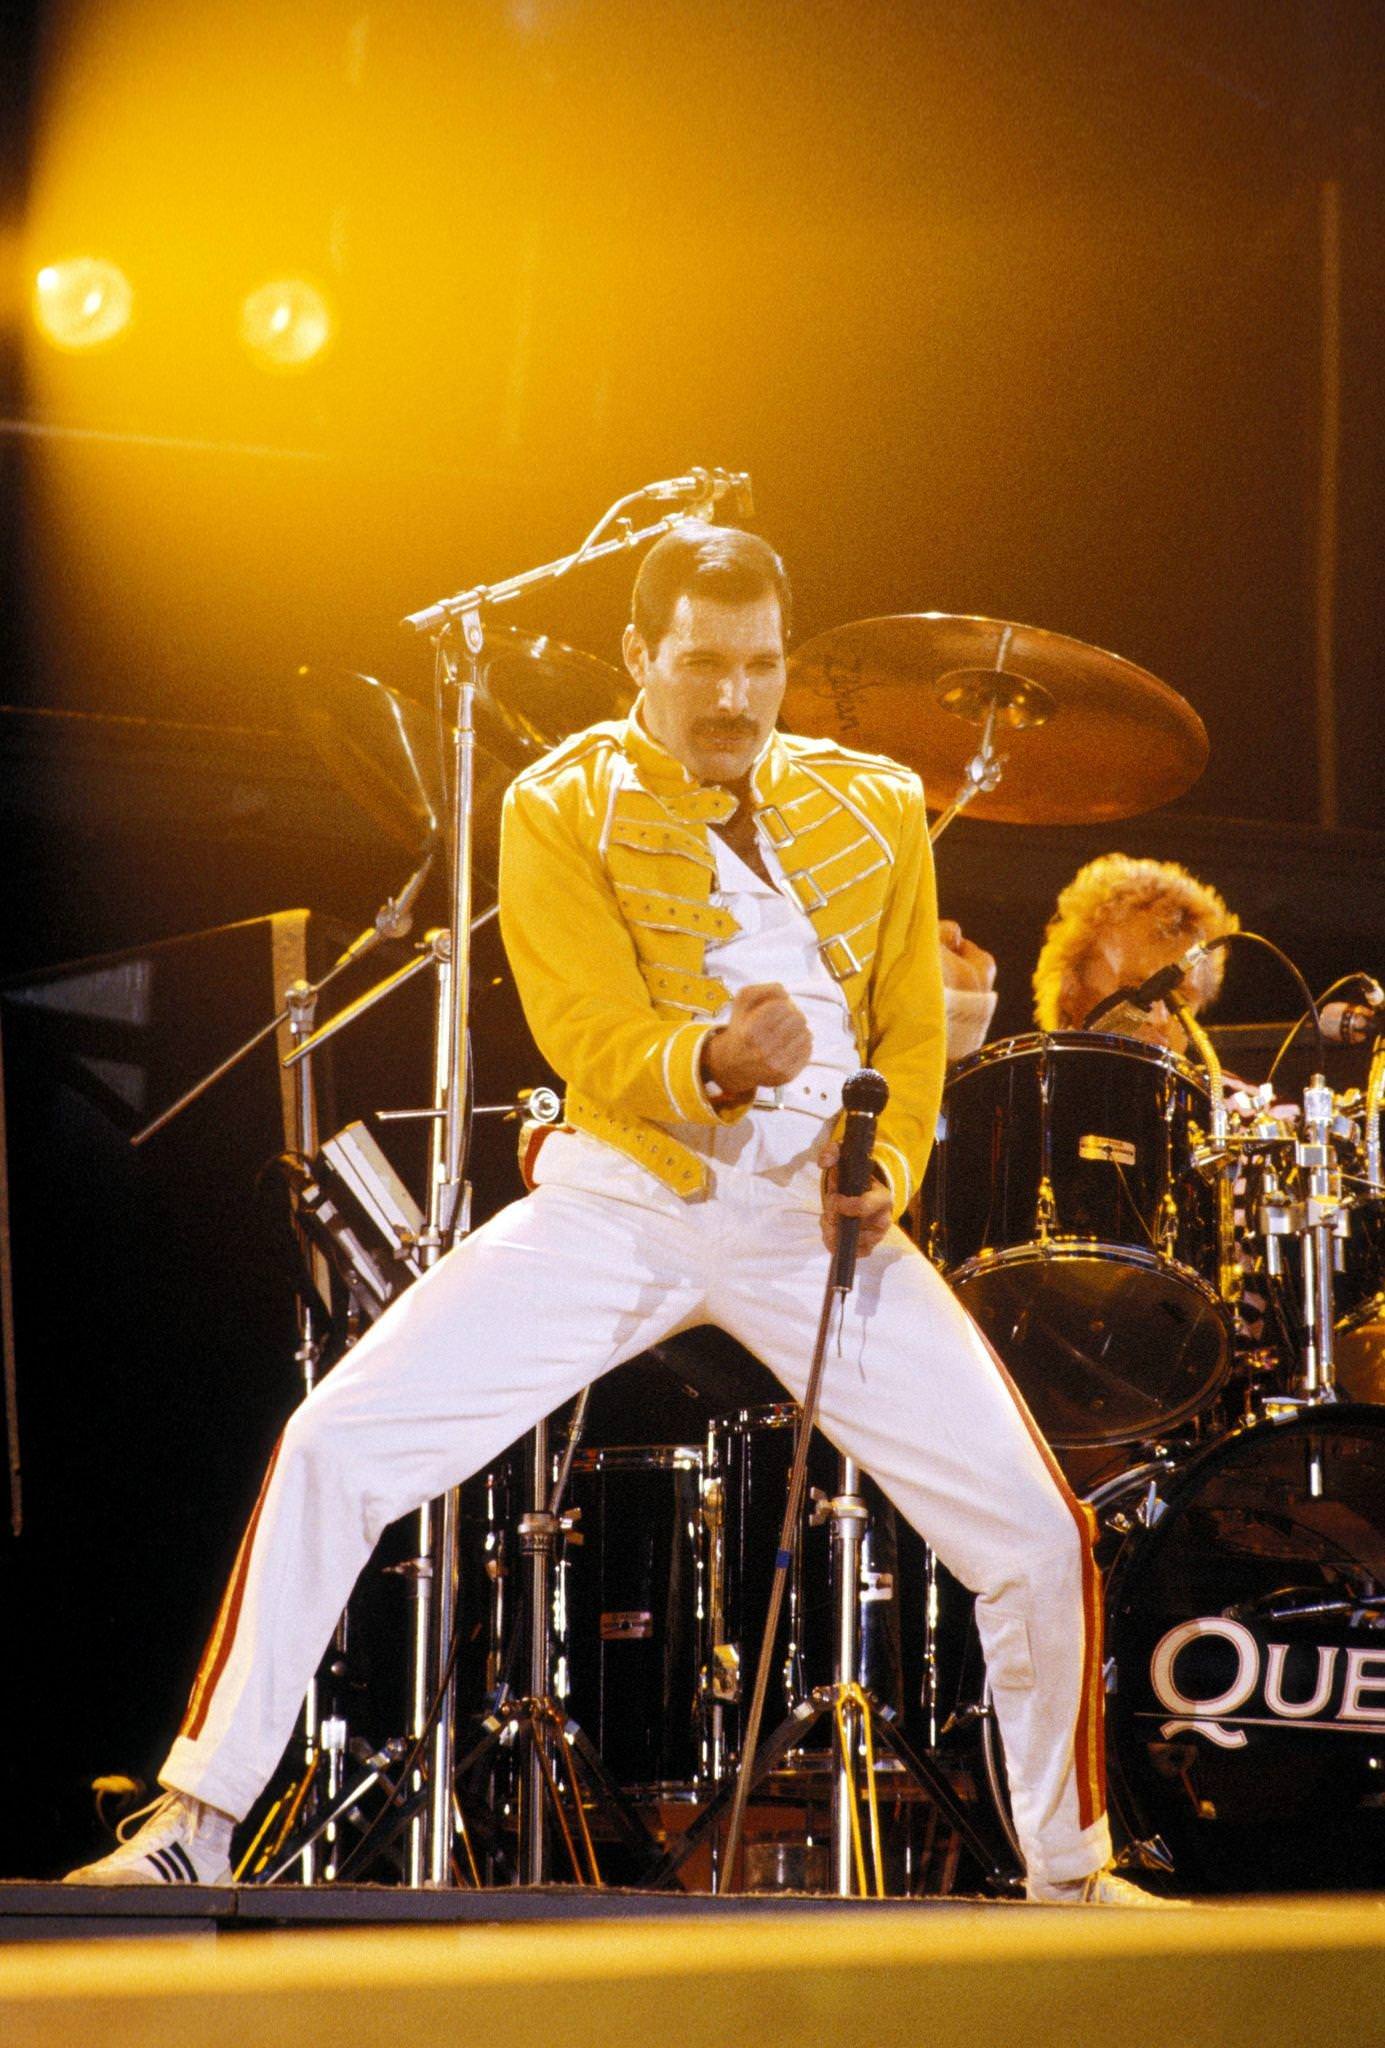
[2,0,1383,1878]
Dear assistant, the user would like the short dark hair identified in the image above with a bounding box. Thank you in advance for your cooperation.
[631,524,792,650]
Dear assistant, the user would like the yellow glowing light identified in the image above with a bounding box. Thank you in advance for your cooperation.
[239,278,332,370]
[33,257,133,350]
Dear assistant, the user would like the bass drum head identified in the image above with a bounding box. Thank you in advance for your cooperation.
[1107,1406,1385,1893]
[955,1252,1228,1448]
[933,1033,1230,1448]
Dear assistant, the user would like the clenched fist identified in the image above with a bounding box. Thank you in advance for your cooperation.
[702,983,813,1097]
[938,919,997,995]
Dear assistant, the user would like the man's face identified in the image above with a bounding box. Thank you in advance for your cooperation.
[1069,908,1199,1054]
[623,589,787,786]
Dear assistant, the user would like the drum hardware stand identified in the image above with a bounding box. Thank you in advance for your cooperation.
[282,909,473,1886]
[1172,995,1242,1315]
[254,1736,416,1885]
[447,1388,660,1886]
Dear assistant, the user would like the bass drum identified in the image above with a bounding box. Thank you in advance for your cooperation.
[980,1408,1385,1894]
[1105,1405,1385,1892]
[925,1032,1231,1447]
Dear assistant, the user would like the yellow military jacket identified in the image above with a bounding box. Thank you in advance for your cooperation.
[498,704,946,1218]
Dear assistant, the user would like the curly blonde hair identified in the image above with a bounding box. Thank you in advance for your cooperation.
[1033,853,1239,1031]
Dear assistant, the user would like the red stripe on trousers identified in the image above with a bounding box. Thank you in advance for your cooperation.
[180,1435,284,1742]
[973,1326,1108,1831]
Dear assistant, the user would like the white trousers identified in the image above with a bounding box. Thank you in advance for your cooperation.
[162,1141,1110,1886]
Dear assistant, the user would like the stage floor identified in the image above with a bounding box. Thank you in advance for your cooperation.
[3,1888,1385,2048]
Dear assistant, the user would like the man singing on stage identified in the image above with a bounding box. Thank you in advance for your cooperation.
[68,523,1137,1903]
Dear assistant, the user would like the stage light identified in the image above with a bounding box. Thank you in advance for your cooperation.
[239,278,332,370]
[33,258,133,350]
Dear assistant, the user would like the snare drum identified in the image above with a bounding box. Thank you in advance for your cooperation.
[925,1032,1232,1446]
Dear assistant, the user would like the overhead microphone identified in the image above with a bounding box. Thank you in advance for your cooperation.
[374,842,437,942]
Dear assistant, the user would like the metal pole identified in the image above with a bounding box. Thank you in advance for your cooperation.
[1313,176,1341,830]
[829,1457,869,1897]
[406,936,454,1886]
[1297,1075,1341,1401]
[284,980,326,1883]
[521,1418,553,1883]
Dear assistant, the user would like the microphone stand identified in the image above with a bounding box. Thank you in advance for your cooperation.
[388,473,745,1887]
[709,1074,1003,1898]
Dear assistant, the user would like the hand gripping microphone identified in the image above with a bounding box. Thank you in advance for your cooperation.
[831,1067,890,1293]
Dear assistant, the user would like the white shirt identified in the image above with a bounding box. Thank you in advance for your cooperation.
[533,810,858,1211]
[663,829,858,1190]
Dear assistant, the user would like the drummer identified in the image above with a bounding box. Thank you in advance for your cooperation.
[938,853,1237,1063]
[1031,852,1238,1052]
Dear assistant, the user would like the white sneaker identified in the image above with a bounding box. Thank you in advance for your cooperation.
[1029,1868,1189,1906]
[63,1790,235,1886]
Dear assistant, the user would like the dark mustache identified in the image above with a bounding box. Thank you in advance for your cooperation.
[694,718,758,738]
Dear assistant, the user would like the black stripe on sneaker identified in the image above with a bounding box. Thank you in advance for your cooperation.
[166,1840,200,1884]
[149,1847,183,1882]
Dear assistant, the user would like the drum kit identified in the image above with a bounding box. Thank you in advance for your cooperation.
[144,478,1385,1897]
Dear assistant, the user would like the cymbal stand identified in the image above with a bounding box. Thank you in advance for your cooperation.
[1178,992,1346,1408]
[653,1398,1000,1894]
[926,693,1006,845]
[926,670,1054,846]
[399,617,479,1888]
[820,1455,880,1895]
[711,1139,1002,1894]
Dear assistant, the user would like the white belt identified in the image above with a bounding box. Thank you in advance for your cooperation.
[753,1062,854,1117]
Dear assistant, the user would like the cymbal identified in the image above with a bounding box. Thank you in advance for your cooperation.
[292,628,631,874]
[293,668,443,855]
[472,625,633,766]
[783,613,1208,825]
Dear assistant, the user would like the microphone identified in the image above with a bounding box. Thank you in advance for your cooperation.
[1127,939,1217,1014]
[1081,986,1144,1030]
[1321,996,1385,1045]
[832,1067,890,1292]
[644,468,755,518]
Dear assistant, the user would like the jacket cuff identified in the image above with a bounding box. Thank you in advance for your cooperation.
[677,1025,756,1126]
[658,1022,747,1125]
